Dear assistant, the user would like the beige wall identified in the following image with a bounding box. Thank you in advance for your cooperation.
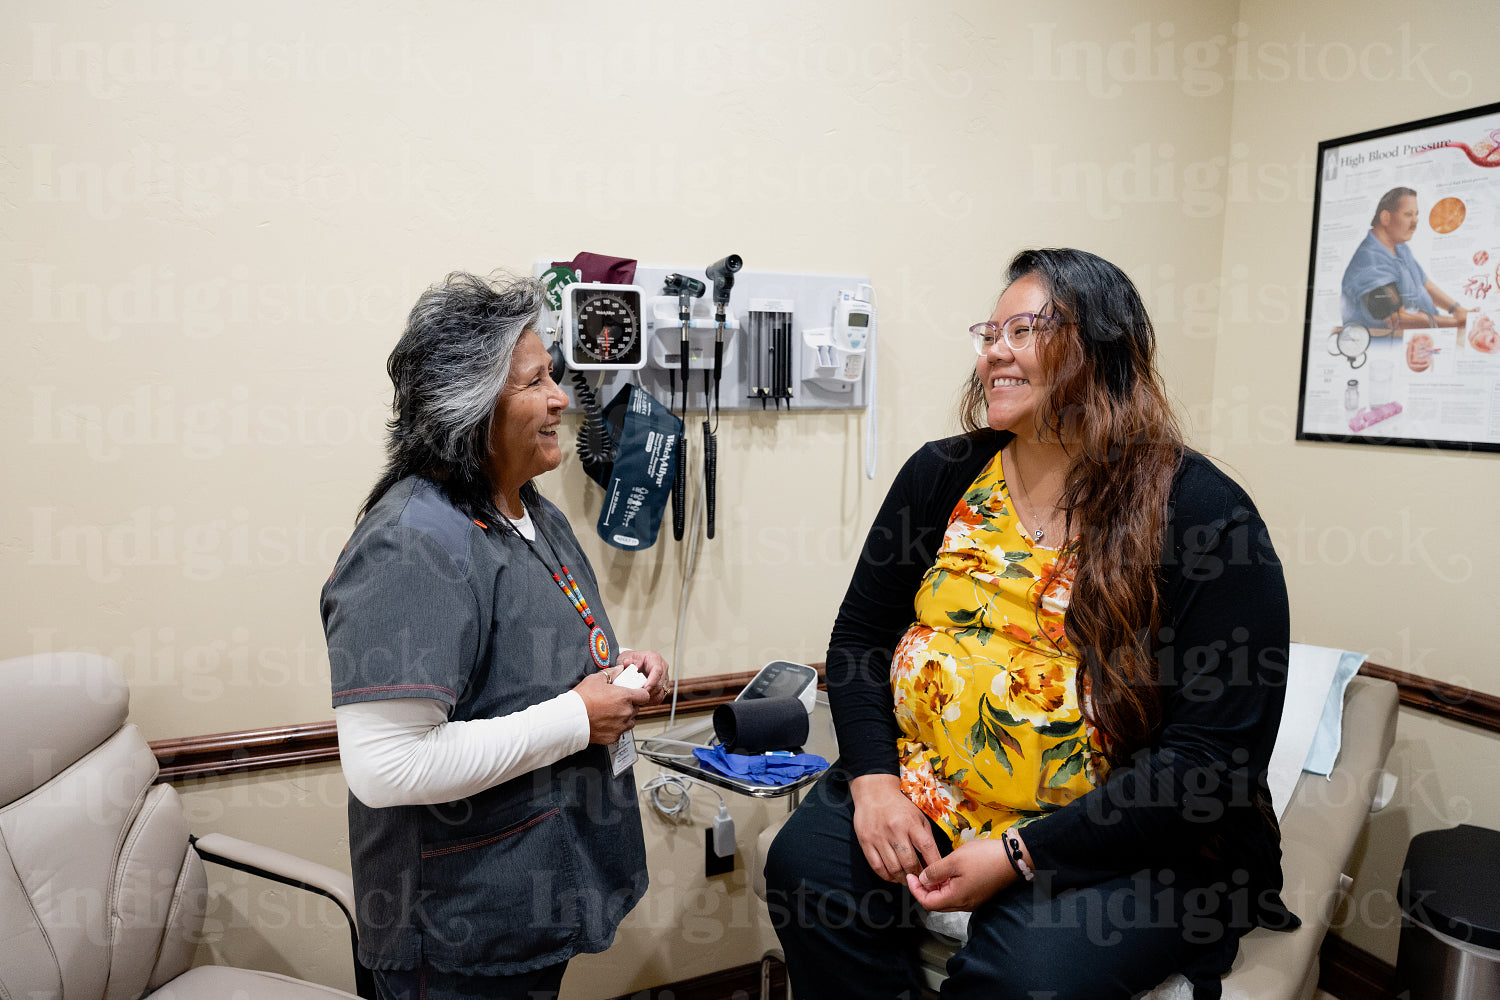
[5,0,1499,990]
[1211,0,1500,963]
[2,0,1238,738]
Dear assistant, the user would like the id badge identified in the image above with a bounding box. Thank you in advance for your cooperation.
[609,732,638,776]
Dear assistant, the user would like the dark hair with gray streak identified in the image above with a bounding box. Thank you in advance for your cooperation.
[359,271,545,522]
[1371,186,1416,227]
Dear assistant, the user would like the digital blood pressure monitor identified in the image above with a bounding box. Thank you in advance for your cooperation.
[736,660,820,714]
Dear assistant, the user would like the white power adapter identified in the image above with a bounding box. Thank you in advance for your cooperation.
[712,803,735,858]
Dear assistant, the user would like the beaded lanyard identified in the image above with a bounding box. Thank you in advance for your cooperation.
[490,508,612,670]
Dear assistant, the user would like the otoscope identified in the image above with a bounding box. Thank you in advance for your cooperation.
[702,255,741,540]
[706,255,740,390]
[663,274,704,541]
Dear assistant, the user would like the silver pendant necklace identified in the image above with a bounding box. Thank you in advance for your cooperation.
[1008,444,1058,544]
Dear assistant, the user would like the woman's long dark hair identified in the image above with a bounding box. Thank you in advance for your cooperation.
[359,271,545,523]
[960,248,1185,762]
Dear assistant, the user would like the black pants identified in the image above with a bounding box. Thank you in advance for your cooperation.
[372,961,567,1000]
[764,768,1239,1000]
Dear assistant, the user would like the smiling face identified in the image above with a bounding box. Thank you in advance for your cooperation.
[977,273,1054,438]
[1378,194,1420,244]
[488,330,567,512]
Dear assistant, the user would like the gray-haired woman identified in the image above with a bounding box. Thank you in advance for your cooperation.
[321,272,668,1000]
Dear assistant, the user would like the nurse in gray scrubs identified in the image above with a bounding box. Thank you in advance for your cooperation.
[321,271,668,1000]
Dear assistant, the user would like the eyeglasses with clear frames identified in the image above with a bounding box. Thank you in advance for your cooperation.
[969,313,1053,355]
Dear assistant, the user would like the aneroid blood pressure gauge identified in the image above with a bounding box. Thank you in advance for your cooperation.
[1328,323,1370,369]
[561,283,647,370]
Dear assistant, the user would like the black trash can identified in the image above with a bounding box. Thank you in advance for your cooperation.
[1396,824,1500,999]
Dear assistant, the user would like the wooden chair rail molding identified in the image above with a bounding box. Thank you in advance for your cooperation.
[149,660,1500,784]
[150,668,787,782]
[1356,661,1500,732]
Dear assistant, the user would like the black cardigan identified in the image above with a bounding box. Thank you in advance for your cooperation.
[825,429,1295,930]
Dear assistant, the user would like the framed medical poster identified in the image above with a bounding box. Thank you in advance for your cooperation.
[1296,100,1500,453]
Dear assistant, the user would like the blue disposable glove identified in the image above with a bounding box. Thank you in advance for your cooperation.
[692,746,830,786]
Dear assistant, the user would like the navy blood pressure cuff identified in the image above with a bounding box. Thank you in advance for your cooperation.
[596,384,682,550]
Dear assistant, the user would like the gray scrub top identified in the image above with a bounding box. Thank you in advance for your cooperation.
[322,477,647,976]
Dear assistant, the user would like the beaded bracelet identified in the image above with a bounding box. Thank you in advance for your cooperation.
[1003,829,1035,882]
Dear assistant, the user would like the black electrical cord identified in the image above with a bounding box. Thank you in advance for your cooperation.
[703,370,717,539]
[571,370,615,486]
[710,331,723,434]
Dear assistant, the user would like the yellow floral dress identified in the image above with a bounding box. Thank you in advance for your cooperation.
[892,450,1109,845]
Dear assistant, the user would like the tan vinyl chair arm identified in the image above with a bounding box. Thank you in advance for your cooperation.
[191,832,374,999]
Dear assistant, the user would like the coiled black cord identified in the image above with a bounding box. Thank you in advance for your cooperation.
[672,437,686,540]
[571,371,615,485]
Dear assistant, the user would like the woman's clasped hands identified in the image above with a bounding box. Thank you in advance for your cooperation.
[851,773,1021,913]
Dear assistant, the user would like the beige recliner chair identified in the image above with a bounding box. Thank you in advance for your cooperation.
[0,652,371,1000]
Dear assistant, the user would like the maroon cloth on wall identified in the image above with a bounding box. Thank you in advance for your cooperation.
[551,252,637,284]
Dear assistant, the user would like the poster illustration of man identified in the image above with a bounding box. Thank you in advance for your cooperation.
[1340,186,1469,333]
[1298,101,1500,452]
